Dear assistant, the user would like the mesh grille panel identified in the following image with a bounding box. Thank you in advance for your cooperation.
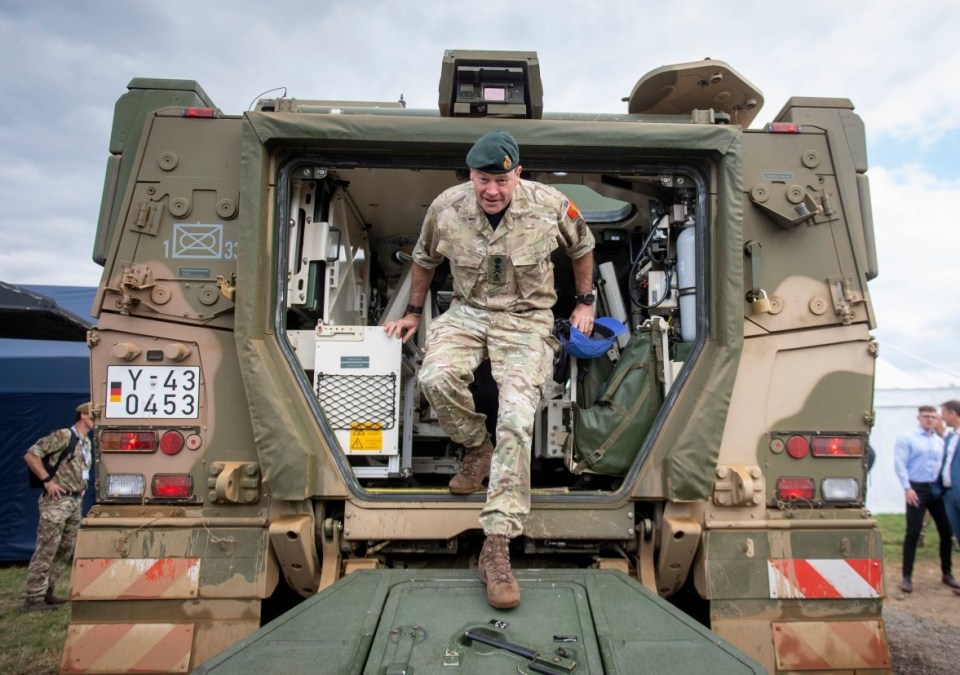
[315,372,397,430]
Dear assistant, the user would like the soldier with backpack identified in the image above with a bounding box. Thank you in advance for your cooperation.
[21,401,94,612]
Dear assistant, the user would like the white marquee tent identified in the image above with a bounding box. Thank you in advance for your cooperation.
[865,358,960,514]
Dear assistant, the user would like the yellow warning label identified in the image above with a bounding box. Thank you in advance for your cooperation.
[349,423,383,451]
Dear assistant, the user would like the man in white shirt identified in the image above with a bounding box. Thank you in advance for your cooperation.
[894,405,957,593]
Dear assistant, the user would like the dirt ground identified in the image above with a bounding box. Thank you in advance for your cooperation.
[884,560,960,674]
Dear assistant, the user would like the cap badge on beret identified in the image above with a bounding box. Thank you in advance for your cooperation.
[502,155,513,171]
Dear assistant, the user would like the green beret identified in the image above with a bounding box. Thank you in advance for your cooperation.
[76,401,91,415]
[466,131,519,174]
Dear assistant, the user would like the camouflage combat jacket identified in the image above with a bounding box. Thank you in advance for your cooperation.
[28,426,92,494]
[412,180,595,312]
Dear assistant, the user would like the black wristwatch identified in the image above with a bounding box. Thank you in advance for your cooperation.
[42,475,53,484]
[405,304,424,316]
[573,293,596,305]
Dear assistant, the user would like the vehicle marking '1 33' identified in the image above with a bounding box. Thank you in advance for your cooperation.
[162,223,238,260]
[106,366,200,419]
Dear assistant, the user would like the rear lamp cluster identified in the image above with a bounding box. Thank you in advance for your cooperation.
[100,430,156,452]
[773,434,864,504]
[781,434,865,460]
[101,430,189,454]
[104,473,194,499]
[775,477,860,502]
[99,428,198,500]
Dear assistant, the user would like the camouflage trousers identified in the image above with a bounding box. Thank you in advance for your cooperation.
[419,302,557,538]
[23,494,82,602]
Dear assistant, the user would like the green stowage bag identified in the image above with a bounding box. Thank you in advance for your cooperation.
[570,326,663,476]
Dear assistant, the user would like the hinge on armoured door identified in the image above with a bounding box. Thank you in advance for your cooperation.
[130,200,164,236]
[319,517,343,591]
[827,274,863,325]
[636,517,657,593]
[713,465,765,507]
[656,509,701,597]
[208,462,261,504]
[269,515,321,597]
[216,274,236,302]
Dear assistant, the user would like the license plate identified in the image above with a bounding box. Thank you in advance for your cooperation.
[106,366,200,419]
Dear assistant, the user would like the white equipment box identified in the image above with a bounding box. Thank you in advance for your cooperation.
[313,325,401,457]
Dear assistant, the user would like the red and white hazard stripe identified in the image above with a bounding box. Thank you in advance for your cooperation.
[772,620,891,670]
[768,558,882,599]
[71,558,201,600]
[62,623,194,673]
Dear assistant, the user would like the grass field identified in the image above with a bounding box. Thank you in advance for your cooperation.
[0,563,72,675]
[0,513,938,675]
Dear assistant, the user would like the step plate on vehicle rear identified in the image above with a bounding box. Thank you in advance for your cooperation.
[195,569,763,674]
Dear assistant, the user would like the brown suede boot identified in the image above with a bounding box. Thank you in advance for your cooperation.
[45,587,68,606]
[22,599,59,613]
[478,534,521,609]
[448,437,494,494]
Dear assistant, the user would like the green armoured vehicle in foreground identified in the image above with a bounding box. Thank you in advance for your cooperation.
[63,51,888,673]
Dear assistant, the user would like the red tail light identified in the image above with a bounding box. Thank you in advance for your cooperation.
[811,436,864,457]
[100,431,157,453]
[152,474,193,498]
[777,477,815,500]
[182,107,218,118]
[765,122,801,133]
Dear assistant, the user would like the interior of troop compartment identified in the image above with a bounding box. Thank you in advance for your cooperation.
[280,162,703,492]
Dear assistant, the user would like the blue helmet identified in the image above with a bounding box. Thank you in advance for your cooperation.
[559,317,627,359]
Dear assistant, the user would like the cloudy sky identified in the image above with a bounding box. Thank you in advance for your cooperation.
[1,0,958,386]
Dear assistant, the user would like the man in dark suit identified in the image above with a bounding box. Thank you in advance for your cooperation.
[940,400,960,595]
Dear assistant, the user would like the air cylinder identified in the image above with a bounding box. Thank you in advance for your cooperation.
[676,225,696,342]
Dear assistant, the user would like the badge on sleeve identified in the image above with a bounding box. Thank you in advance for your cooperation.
[488,254,507,285]
[566,200,581,220]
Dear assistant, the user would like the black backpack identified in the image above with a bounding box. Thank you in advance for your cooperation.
[28,430,79,490]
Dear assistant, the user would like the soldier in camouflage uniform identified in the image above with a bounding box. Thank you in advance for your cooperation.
[385,131,596,608]
[21,401,94,612]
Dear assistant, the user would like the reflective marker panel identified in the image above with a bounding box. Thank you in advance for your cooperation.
[106,366,200,419]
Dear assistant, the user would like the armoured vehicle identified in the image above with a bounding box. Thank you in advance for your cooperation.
[63,50,889,673]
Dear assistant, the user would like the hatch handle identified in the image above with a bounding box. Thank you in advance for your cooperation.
[744,240,762,298]
[465,628,537,659]
[463,628,576,674]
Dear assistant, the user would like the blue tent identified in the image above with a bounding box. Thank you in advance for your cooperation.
[0,284,96,561]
